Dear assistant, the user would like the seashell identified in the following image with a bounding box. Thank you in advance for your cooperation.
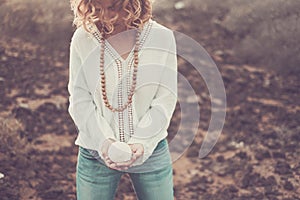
[108,142,132,163]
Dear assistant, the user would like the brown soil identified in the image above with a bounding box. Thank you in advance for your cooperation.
[0,3,299,200]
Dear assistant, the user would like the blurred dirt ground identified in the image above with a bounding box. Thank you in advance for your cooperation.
[0,0,300,200]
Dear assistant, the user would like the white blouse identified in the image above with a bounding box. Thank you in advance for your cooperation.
[68,19,177,166]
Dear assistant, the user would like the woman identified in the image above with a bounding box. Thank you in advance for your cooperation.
[68,0,177,199]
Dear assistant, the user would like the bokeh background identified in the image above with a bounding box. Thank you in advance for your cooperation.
[0,0,299,199]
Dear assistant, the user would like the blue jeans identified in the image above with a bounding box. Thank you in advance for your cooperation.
[76,139,174,200]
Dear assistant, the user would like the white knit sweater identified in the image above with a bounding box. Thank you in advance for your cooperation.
[68,19,177,166]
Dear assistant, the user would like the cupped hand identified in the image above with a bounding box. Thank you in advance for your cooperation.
[101,138,118,169]
[102,142,144,171]
[112,143,144,170]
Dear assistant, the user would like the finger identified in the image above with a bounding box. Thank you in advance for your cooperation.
[122,167,128,171]
[105,159,113,166]
[105,156,112,164]
[129,145,137,153]
[104,157,118,169]
[109,164,128,171]
[104,157,129,171]
[133,149,143,157]
[109,163,117,168]
[115,159,135,168]
[108,163,124,171]
[102,149,110,158]
[116,167,128,171]
[114,166,128,171]
[104,160,111,167]
[115,162,132,168]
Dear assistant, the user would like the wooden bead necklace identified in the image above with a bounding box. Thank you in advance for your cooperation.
[99,28,141,113]
[89,21,152,142]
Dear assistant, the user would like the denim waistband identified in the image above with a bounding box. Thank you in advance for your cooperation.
[153,138,167,152]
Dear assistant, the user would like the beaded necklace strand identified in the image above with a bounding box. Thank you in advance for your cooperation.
[89,21,152,142]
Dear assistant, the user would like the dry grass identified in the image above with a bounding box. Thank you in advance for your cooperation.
[0,0,73,50]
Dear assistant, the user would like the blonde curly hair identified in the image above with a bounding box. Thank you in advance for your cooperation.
[70,0,153,34]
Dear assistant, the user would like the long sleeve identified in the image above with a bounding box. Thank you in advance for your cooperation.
[127,34,178,165]
[68,35,116,158]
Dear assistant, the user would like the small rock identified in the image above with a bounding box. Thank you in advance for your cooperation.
[227,184,238,193]
[283,180,294,191]
[211,98,224,106]
[255,150,271,160]
[264,186,282,198]
[212,163,228,176]
[229,141,244,149]
[240,172,261,188]
[266,176,277,186]
[0,172,4,179]
[1,56,8,61]
[190,174,200,184]
[272,151,286,159]
[186,95,199,103]
[214,50,224,56]
[19,103,29,108]
[275,161,292,175]
[236,151,248,159]
[174,1,185,10]
[206,176,214,184]
[241,173,251,188]
[264,185,275,195]
[216,155,225,162]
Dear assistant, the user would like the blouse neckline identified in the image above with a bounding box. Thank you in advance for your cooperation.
[90,19,154,63]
